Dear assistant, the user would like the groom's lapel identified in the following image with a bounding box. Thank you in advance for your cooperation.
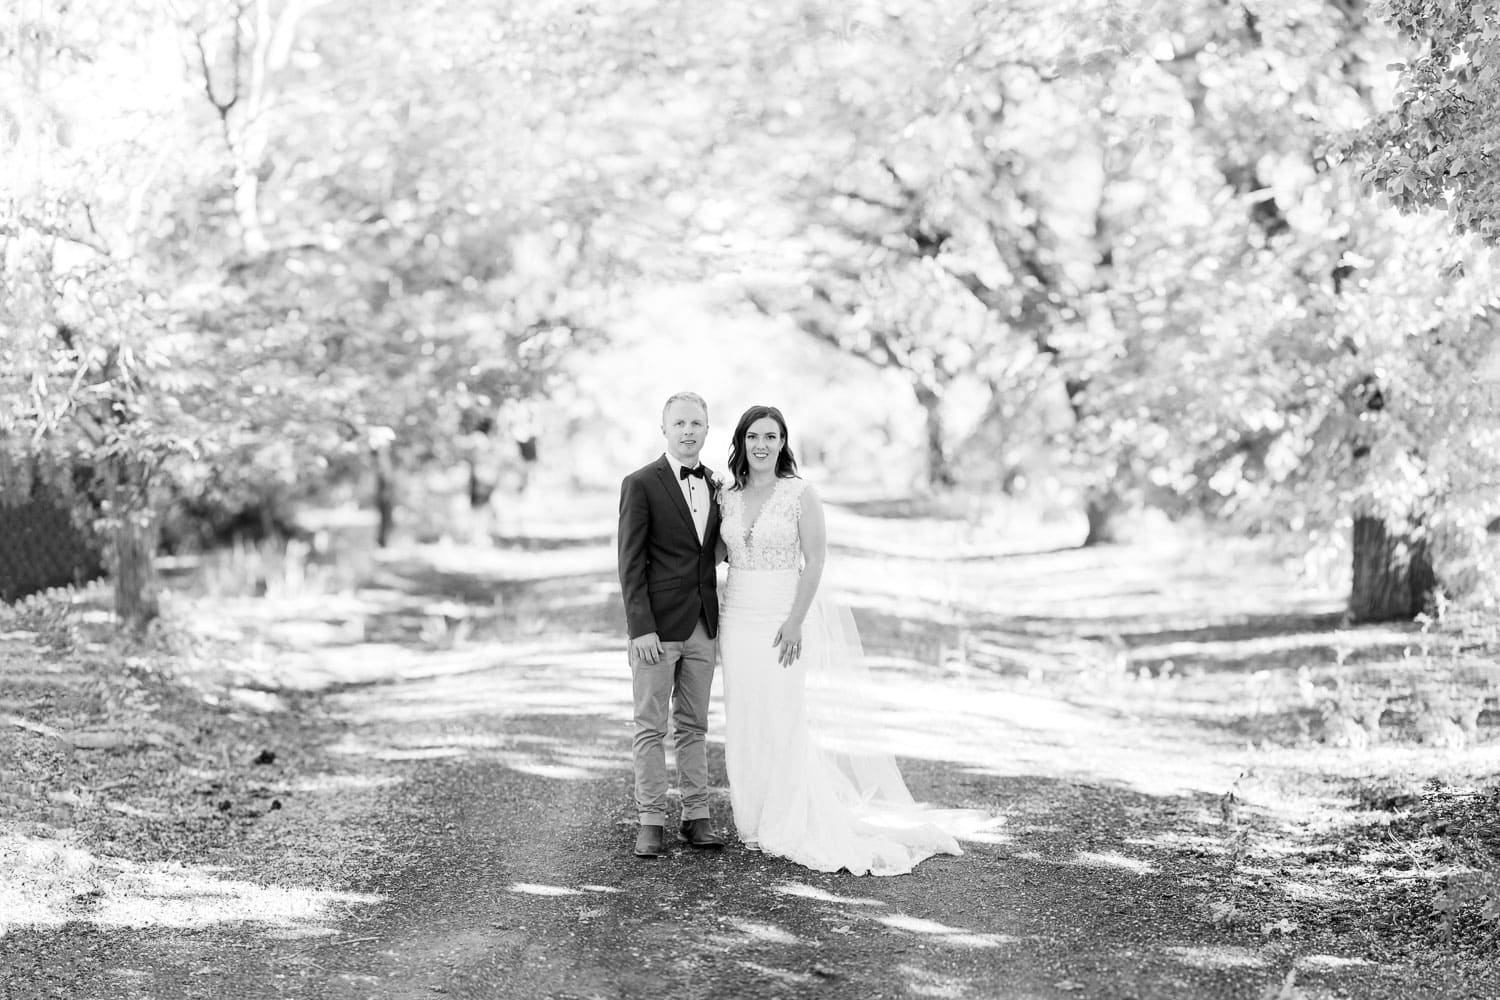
[703,467,721,535]
[654,458,699,542]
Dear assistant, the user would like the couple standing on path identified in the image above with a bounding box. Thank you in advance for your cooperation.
[617,392,996,877]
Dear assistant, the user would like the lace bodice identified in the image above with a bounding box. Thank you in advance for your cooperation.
[720,477,806,571]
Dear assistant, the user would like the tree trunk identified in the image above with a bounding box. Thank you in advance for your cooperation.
[100,458,159,632]
[467,459,495,510]
[112,514,159,632]
[1082,493,1119,547]
[914,386,954,490]
[1349,515,1436,622]
[373,444,395,548]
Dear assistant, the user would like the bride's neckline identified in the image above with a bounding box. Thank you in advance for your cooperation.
[738,476,784,546]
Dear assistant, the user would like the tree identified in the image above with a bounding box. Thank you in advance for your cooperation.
[11,0,1499,628]
[1,0,214,628]
[1094,0,1500,619]
[751,254,1003,491]
[174,0,622,543]
[737,0,1499,612]
[727,1,1104,495]
[1349,0,1500,242]
[1,0,623,623]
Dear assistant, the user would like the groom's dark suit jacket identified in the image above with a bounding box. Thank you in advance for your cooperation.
[618,456,721,642]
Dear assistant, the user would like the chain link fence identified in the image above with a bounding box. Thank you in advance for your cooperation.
[0,486,105,603]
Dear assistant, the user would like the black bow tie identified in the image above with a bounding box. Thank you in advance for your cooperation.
[679,465,707,480]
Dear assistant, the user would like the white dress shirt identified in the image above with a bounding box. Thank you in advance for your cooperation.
[665,454,709,544]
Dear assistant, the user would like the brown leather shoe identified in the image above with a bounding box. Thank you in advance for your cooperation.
[679,818,725,849]
[634,824,665,858]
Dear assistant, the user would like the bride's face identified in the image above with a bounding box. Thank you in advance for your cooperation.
[743,417,784,475]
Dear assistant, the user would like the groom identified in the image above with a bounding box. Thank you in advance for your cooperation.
[616,391,726,859]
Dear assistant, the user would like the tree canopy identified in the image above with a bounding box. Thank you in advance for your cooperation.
[1348,0,1500,241]
[3,0,1498,623]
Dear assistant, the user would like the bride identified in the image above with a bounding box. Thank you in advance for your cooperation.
[716,404,996,876]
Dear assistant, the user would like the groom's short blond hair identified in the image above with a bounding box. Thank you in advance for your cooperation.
[662,391,709,422]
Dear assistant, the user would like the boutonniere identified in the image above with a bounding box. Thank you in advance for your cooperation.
[709,469,726,491]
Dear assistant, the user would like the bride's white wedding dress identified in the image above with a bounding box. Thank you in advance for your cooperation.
[718,476,995,876]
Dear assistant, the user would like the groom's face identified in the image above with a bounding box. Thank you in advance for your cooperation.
[662,399,708,465]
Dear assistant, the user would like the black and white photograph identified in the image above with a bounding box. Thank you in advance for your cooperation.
[2,1,1498,998]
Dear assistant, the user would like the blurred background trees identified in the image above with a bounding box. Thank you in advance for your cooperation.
[3,0,1497,627]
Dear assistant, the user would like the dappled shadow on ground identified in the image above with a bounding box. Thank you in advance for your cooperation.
[826,532,1343,635]
[13,526,1486,999]
[0,767,391,996]
[287,731,1463,1000]
[0,598,390,971]
[318,636,1249,803]
[280,531,1498,998]
[0,833,380,937]
[283,615,1477,996]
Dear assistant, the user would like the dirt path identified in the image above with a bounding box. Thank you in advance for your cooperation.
[3,532,1497,999]
[247,634,1492,1000]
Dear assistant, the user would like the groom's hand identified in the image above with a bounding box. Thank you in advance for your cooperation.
[631,632,664,665]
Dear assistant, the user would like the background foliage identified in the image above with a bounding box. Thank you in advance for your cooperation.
[2,0,1498,624]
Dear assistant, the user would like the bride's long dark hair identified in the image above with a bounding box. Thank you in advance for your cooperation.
[727,405,798,489]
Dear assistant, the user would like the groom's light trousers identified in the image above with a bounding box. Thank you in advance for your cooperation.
[630,619,715,827]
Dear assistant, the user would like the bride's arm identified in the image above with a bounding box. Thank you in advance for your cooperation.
[774,484,826,666]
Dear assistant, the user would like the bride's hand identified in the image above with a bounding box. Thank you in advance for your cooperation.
[772,621,803,667]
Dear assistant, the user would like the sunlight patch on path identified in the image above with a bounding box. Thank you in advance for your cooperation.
[829,539,1338,625]
[338,646,626,724]
[899,961,991,999]
[325,729,626,779]
[958,828,1012,845]
[261,631,623,696]
[290,772,402,792]
[875,913,1015,948]
[500,760,599,780]
[778,669,1246,797]
[397,541,614,581]
[736,960,815,985]
[1277,879,1342,903]
[319,603,1254,801]
[1297,954,1374,971]
[723,918,802,945]
[0,834,380,937]
[1163,944,1270,969]
[325,618,1254,803]
[1127,626,1420,667]
[1127,831,1226,856]
[1073,850,1158,876]
[349,745,469,761]
[772,882,886,907]
[507,883,582,897]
